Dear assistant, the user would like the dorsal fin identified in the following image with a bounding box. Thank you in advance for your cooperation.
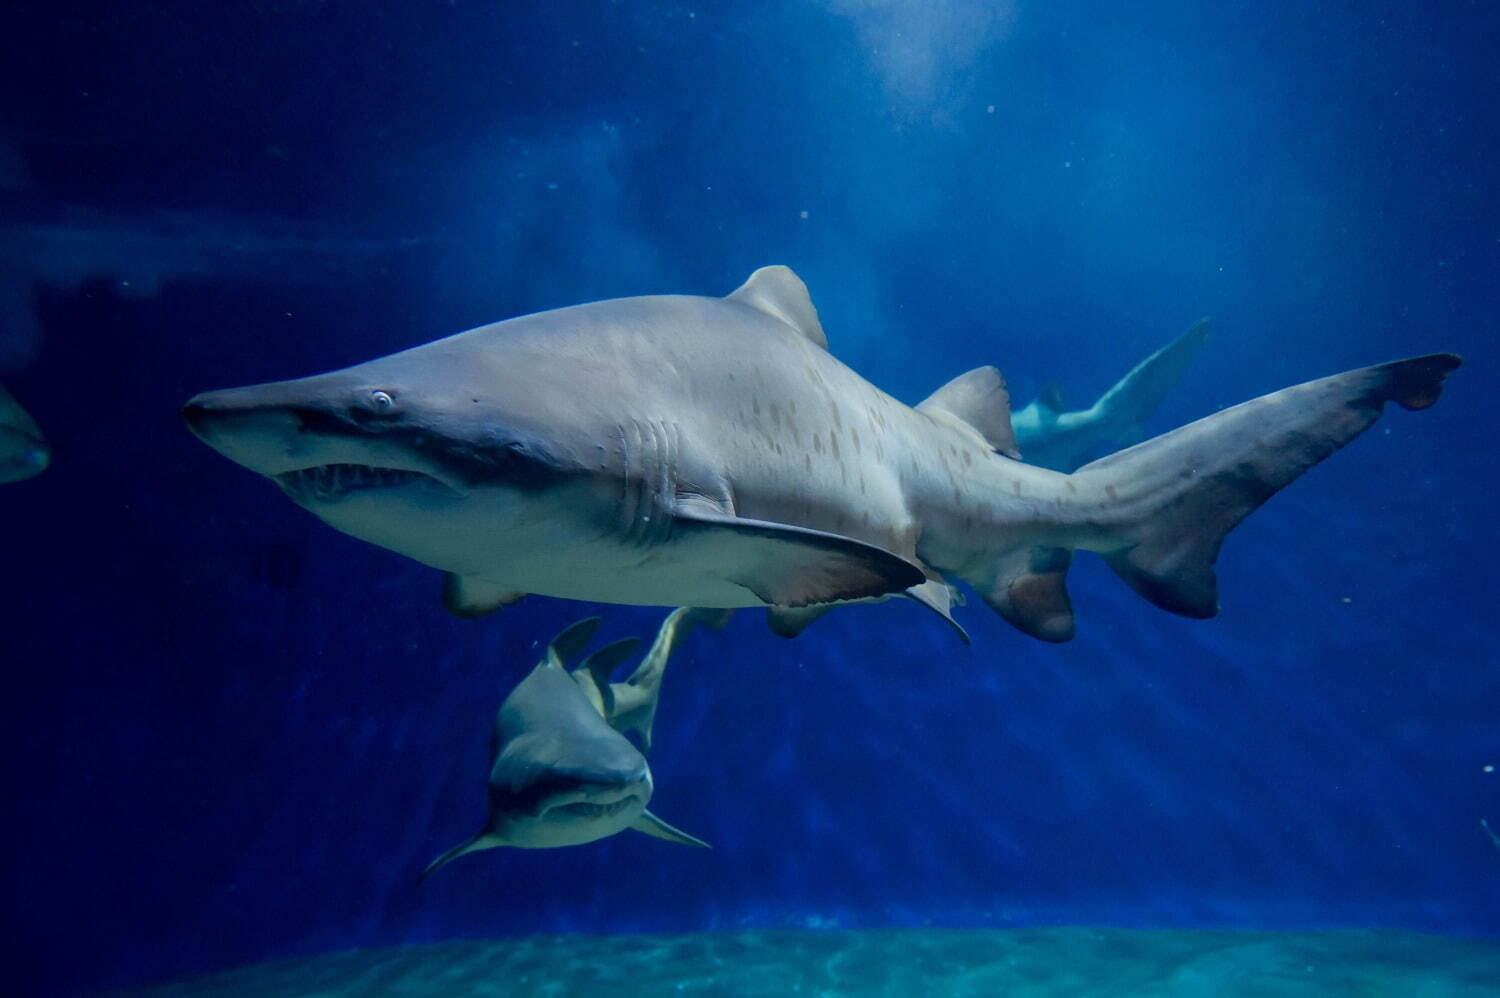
[727,265,828,350]
[917,366,1021,459]
[570,637,641,718]
[545,616,601,669]
[1037,381,1067,415]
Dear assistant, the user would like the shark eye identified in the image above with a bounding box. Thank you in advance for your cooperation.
[369,390,394,410]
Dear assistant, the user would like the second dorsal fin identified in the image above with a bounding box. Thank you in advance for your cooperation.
[917,366,1021,459]
[727,265,828,350]
[570,637,641,719]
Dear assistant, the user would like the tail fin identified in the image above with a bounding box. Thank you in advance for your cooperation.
[1089,318,1213,447]
[609,607,729,754]
[1075,353,1460,619]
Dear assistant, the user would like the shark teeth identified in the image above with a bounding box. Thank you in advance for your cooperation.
[547,797,642,820]
[276,463,433,503]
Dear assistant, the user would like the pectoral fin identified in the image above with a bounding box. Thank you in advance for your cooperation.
[671,506,925,607]
[418,830,503,881]
[764,578,969,642]
[631,809,710,848]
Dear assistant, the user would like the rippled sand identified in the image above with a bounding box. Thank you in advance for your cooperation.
[123,927,1500,997]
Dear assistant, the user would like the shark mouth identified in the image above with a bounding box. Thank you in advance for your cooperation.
[276,463,441,503]
[544,795,643,821]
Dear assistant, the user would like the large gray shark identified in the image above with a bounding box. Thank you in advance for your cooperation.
[0,383,49,483]
[1012,319,1212,472]
[183,266,1460,644]
[422,614,710,878]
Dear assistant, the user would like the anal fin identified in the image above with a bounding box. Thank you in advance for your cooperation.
[977,548,1075,643]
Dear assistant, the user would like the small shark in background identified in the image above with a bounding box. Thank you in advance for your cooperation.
[0,204,424,368]
[0,383,48,482]
[1012,319,1212,472]
[422,611,716,878]
[184,266,1460,645]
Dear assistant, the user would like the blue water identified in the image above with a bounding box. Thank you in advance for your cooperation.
[2,2,1497,995]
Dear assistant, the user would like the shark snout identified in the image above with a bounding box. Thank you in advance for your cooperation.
[531,758,653,815]
[182,387,309,469]
[537,777,650,822]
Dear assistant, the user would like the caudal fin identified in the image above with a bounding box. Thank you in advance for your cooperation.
[608,607,730,754]
[1077,353,1460,618]
[1090,318,1213,447]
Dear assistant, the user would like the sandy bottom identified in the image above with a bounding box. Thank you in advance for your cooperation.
[124,927,1500,997]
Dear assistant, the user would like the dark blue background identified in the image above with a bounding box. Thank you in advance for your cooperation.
[2,2,1496,995]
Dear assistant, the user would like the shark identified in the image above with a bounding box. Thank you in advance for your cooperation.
[183,265,1460,644]
[0,383,49,483]
[421,612,713,877]
[1012,319,1212,472]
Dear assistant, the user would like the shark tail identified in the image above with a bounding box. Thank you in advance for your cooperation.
[1087,318,1212,447]
[614,607,730,754]
[418,830,498,882]
[971,354,1461,641]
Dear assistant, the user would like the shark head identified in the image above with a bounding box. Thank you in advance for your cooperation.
[0,425,49,483]
[478,623,656,851]
[483,724,655,849]
[0,384,50,484]
[182,320,611,576]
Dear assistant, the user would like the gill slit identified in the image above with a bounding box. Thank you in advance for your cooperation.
[619,419,679,548]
